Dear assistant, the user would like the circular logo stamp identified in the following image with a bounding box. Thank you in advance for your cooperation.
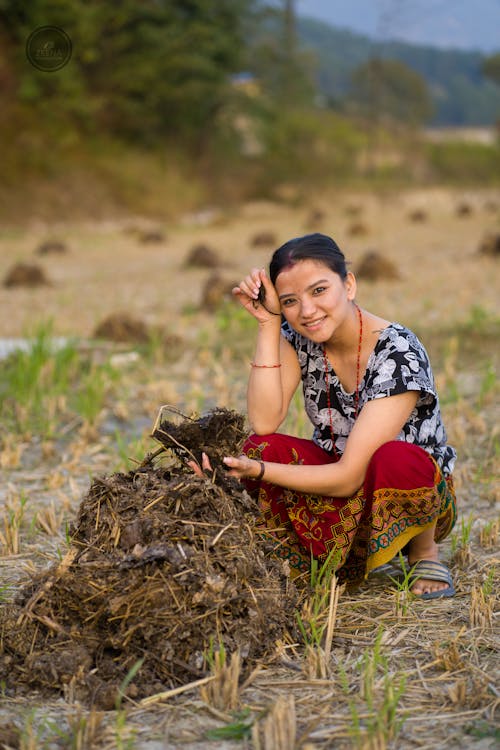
[26,26,72,72]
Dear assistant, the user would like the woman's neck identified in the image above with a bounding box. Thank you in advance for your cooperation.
[324,303,362,357]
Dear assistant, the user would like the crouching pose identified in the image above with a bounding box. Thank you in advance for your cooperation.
[196,233,457,598]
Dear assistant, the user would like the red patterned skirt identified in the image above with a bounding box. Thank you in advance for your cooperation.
[243,434,457,582]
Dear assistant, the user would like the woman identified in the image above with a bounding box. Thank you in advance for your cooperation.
[196,233,457,598]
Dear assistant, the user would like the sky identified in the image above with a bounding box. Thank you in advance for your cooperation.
[295,0,500,53]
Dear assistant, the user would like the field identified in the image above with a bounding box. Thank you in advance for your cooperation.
[0,185,498,749]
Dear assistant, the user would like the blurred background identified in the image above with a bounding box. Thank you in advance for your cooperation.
[1,0,499,222]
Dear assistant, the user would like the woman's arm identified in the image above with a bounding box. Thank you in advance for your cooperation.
[233,267,301,434]
[224,390,419,497]
[247,335,301,434]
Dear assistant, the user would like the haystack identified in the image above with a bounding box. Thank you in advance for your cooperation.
[347,221,369,237]
[184,243,221,268]
[36,239,68,255]
[0,408,298,708]
[92,312,183,350]
[249,231,277,248]
[355,251,400,281]
[478,232,500,257]
[3,262,50,288]
[93,312,151,343]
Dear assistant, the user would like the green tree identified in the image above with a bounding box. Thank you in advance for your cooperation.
[349,57,433,126]
[482,53,500,85]
[0,0,257,150]
[245,0,315,108]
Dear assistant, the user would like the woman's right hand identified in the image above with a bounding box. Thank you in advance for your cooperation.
[232,268,281,323]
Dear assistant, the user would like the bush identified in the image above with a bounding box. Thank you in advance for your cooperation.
[425,140,500,184]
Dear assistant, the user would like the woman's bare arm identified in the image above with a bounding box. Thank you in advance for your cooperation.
[232,267,301,434]
[224,391,419,497]
[247,335,301,434]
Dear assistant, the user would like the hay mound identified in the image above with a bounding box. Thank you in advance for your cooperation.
[407,208,428,223]
[185,243,221,268]
[36,239,68,255]
[3,262,50,288]
[138,229,166,244]
[249,231,277,248]
[355,251,400,281]
[478,232,500,257]
[456,201,473,217]
[92,312,182,350]
[0,408,298,708]
[347,221,369,237]
[93,312,151,343]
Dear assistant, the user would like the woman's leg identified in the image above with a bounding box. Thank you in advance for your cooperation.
[243,433,340,577]
[364,441,454,595]
[243,435,456,591]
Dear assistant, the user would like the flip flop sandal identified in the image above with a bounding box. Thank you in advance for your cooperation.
[408,560,455,600]
[371,555,409,577]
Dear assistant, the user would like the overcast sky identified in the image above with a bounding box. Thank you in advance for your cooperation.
[295,0,500,53]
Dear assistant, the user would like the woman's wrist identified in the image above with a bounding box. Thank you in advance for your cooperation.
[255,460,265,481]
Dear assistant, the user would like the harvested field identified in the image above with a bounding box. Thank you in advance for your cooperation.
[0,186,498,749]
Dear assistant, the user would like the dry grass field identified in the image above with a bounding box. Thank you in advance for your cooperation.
[0,185,498,749]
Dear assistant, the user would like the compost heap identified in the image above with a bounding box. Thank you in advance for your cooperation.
[0,408,299,708]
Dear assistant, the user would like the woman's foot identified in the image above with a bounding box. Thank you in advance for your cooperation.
[408,529,450,596]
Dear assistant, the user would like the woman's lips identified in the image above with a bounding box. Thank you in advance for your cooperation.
[303,316,327,331]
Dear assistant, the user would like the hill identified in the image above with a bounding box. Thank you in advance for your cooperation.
[297,16,500,126]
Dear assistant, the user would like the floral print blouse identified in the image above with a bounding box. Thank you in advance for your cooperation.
[281,320,456,476]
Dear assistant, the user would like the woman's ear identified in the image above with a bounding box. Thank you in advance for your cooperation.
[345,271,357,301]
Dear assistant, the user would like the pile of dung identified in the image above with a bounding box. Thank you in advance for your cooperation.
[0,408,299,708]
[151,405,247,468]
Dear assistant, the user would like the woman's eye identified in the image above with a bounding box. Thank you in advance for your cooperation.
[282,298,296,307]
[313,286,326,295]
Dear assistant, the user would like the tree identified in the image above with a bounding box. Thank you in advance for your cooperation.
[0,0,258,150]
[349,57,433,126]
[245,0,315,108]
[482,53,500,85]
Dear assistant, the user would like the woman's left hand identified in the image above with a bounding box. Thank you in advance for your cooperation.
[187,452,262,480]
[223,454,262,480]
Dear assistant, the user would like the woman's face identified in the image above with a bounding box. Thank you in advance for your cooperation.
[274,259,356,342]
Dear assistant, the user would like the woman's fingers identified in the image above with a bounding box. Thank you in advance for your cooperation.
[187,452,213,477]
[223,455,258,478]
[189,453,260,481]
[235,268,265,300]
[186,459,204,477]
[233,268,280,319]
[201,452,212,471]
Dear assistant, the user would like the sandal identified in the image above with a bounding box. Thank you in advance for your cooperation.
[408,560,455,600]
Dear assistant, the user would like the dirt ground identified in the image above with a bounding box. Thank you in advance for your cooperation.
[0,185,498,749]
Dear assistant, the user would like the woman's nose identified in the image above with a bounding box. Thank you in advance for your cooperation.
[300,295,317,317]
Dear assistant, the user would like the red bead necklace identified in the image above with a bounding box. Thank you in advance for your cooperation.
[322,303,363,459]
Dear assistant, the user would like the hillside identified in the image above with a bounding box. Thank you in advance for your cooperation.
[297,16,500,125]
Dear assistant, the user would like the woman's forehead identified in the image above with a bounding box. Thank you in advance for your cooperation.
[275,259,335,288]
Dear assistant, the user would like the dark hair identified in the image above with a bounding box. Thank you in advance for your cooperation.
[269,233,348,284]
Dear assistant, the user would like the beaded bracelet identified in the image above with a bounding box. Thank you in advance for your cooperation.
[250,362,281,368]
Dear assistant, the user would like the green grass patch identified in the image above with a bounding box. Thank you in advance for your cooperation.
[0,322,121,438]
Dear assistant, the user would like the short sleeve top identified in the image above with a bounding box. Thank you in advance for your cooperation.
[281,320,456,476]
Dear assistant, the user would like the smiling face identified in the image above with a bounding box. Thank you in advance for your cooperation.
[275,259,357,343]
